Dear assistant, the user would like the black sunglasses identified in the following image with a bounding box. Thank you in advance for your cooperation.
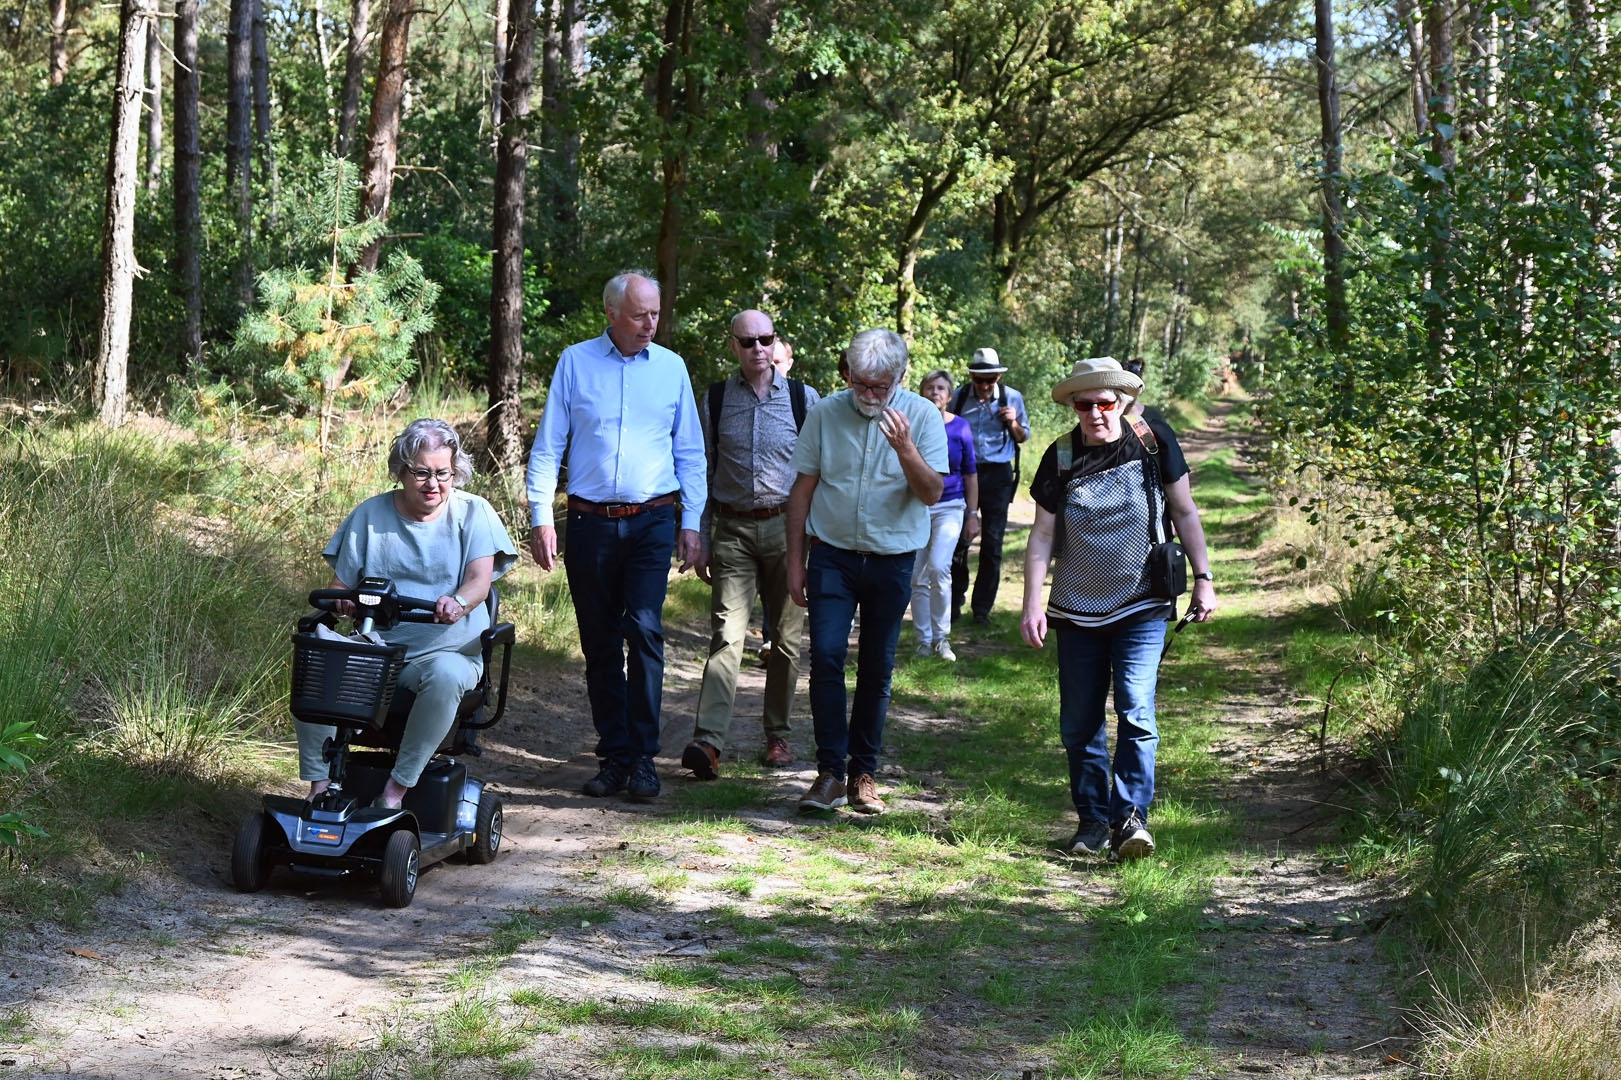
[733,332,776,349]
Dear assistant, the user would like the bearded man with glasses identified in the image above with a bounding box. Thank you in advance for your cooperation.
[785,329,948,815]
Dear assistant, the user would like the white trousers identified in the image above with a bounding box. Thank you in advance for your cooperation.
[911,498,966,646]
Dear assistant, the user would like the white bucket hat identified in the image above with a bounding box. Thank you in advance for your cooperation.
[1050,356,1144,404]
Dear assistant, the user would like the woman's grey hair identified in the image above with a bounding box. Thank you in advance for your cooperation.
[845,329,909,384]
[389,419,474,484]
[919,368,953,394]
[603,271,659,315]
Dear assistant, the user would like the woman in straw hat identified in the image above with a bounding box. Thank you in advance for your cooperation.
[1020,357,1216,861]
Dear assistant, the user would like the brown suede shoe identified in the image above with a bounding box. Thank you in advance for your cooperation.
[798,772,847,812]
[848,773,886,815]
[760,736,794,768]
[681,740,720,780]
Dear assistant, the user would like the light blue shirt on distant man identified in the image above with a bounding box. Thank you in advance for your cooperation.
[525,331,708,529]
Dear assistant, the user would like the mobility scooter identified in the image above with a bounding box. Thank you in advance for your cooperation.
[231,577,515,907]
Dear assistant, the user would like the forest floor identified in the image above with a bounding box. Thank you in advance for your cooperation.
[0,398,1410,1079]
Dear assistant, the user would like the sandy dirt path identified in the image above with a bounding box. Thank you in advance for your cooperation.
[0,398,1404,1079]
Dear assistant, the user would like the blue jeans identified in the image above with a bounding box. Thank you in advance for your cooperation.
[1054,617,1167,824]
[564,503,675,766]
[806,543,914,781]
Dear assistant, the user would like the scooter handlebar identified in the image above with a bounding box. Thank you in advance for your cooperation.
[306,587,440,623]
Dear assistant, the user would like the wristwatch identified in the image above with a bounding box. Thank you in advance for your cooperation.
[1193,572,1213,582]
[452,592,469,609]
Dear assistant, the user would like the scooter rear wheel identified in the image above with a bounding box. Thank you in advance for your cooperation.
[379,829,420,908]
[467,793,503,865]
[231,814,270,893]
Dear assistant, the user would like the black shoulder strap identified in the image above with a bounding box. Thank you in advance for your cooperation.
[707,380,726,452]
[951,385,971,416]
[788,377,807,432]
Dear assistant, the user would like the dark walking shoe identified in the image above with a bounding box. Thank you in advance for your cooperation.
[1068,819,1111,856]
[582,760,628,798]
[848,773,886,815]
[682,740,720,780]
[760,736,793,768]
[972,611,992,627]
[1111,813,1155,861]
[798,772,847,812]
[627,756,661,801]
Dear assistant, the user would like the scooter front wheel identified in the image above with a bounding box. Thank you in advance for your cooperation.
[379,829,420,908]
[231,814,270,893]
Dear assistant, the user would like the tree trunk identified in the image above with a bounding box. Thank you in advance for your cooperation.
[895,168,959,339]
[1124,219,1146,362]
[143,1,163,195]
[226,0,254,309]
[1314,0,1349,346]
[488,0,537,471]
[540,0,584,271]
[252,0,280,227]
[97,0,153,428]
[1396,0,1428,134]
[1424,0,1455,368]
[491,0,509,139]
[744,0,780,156]
[1101,197,1125,355]
[49,0,70,86]
[653,0,697,349]
[336,0,372,156]
[354,0,418,274]
[173,0,202,364]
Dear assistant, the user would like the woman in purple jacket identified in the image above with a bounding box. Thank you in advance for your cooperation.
[910,370,979,660]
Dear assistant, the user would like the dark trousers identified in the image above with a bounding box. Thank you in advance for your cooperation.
[805,543,914,781]
[953,460,1015,618]
[563,503,676,766]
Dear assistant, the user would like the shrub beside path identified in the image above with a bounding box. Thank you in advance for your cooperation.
[0,397,1407,1078]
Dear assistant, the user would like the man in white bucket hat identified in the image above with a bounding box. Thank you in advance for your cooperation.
[949,346,1029,626]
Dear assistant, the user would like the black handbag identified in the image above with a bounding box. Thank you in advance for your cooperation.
[1127,415,1187,601]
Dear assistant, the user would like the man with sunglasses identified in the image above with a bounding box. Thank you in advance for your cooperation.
[950,348,1029,626]
[682,310,820,781]
[525,271,708,803]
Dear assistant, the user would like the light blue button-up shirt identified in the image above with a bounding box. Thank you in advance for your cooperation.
[791,388,948,555]
[526,332,708,530]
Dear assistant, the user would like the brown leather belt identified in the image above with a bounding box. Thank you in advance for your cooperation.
[567,493,676,518]
[717,502,787,520]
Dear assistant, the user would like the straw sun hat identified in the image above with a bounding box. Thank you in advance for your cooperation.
[1049,356,1144,404]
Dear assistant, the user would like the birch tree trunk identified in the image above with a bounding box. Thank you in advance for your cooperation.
[336,0,372,156]
[49,0,70,86]
[97,0,153,428]
[354,0,418,274]
[173,0,202,364]
[488,0,537,470]
[144,1,162,196]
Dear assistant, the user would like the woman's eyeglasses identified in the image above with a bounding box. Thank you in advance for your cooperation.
[733,332,776,349]
[407,467,456,483]
[1071,398,1120,415]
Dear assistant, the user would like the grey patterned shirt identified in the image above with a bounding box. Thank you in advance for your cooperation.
[702,371,820,537]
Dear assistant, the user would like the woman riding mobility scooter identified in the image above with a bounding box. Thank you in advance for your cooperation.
[231,577,515,907]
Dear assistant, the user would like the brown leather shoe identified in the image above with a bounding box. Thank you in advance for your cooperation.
[760,736,793,768]
[848,773,886,815]
[798,772,847,812]
[681,740,720,780]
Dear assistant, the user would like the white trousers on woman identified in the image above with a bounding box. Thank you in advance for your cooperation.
[911,497,966,647]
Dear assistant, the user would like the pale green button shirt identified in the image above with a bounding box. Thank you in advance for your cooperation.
[791,388,949,555]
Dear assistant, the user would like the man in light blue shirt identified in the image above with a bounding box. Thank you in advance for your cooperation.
[786,329,947,815]
[525,271,708,802]
[951,347,1029,625]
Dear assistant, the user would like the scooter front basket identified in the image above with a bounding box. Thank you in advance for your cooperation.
[289,633,407,729]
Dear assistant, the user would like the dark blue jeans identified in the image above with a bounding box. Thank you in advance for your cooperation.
[805,543,914,781]
[564,504,675,766]
[1054,617,1167,825]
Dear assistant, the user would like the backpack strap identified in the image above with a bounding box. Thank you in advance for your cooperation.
[788,377,807,432]
[951,384,971,417]
[1125,412,1159,455]
[706,380,726,456]
[1125,414,1166,545]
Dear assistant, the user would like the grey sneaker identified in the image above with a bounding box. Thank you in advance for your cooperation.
[914,640,933,657]
[1068,819,1111,855]
[1111,813,1155,861]
[798,772,847,812]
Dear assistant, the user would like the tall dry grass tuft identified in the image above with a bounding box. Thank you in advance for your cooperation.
[1421,920,1621,1079]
